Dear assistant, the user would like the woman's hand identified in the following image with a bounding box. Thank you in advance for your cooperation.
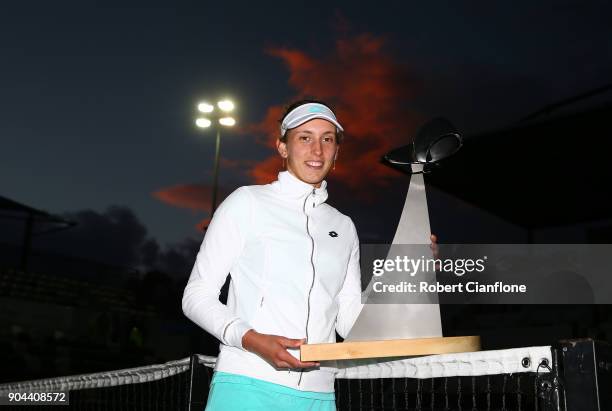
[430,234,440,270]
[430,234,439,258]
[242,329,320,369]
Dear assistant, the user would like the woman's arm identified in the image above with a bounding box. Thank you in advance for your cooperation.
[182,188,252,349]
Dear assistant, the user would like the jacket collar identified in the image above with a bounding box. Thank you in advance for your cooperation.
[275,171,328,206]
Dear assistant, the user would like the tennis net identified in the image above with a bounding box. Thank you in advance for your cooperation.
[0,339,608,410]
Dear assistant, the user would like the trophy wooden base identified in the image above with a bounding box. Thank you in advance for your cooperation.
[300,336,481,361]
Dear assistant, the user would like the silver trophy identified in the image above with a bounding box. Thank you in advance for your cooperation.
[346,118,463,342]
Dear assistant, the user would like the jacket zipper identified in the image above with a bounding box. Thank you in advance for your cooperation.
[298,188,317,386]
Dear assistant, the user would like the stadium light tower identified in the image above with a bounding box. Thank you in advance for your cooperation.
[195,98,236,216]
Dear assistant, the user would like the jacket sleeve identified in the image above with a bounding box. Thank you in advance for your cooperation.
[182,187,253,350]
[335,221,364,339]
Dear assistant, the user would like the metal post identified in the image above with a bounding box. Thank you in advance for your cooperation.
[211,128,221,216]
[558,339,612,410]
[187,355,209,411]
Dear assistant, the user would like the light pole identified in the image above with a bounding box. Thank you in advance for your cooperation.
[195,99,236,216]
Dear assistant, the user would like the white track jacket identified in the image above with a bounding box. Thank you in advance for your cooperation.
[182,171,363,393]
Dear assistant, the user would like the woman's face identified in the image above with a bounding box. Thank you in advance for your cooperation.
[277,118,339,188]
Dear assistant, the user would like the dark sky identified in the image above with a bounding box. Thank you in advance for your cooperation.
[2,1,611,263]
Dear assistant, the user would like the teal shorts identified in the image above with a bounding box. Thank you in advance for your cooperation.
[205,371,336,411]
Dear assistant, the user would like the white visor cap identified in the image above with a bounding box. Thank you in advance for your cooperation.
[280,102,344,137]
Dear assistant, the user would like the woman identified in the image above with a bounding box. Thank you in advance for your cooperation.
[182,99,362,411]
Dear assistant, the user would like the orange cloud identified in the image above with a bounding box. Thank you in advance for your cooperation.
[154,29,422,216]
[220,157,257,171]
[244,104,285,147]
[195,217,211,232]
[249,156,283,184]
[152,184,231,215]
[248,32,423,193]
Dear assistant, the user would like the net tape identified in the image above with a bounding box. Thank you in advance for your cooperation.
[0,355,213,395]
[334,346,552,379]
[0,346,551,395]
